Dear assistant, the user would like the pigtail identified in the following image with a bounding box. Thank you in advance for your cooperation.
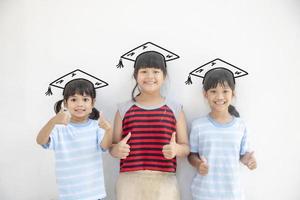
[54,99,64,114]
[131,83,141,102]
[89,108,100,120]
[228,105,240,117]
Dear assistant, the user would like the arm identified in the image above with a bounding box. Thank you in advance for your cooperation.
[188,153,209,175]
[109,111,131,159]
[98,113,113,150]
[174,110,190,157]
[162,110,190,159]
[36,111,69,145]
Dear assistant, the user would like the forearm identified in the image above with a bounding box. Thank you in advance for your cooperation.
[175,143,190,157]
[100,128,113,150]
[188,153,201,168]
[109,143,120,158]
[36,118,56,145]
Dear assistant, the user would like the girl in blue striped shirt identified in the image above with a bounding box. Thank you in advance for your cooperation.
[188,68,257,200]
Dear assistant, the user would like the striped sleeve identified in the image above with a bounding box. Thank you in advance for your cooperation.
[189,121,199,153]
[41,125,59,150]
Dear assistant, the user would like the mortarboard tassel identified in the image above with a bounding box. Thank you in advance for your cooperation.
[116,58,124,68]
[185,74,193,85]
[45,86,53,96]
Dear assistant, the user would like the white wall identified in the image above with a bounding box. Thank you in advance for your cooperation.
[1,0,300,199]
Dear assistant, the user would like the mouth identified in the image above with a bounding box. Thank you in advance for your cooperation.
[214,101,226,105]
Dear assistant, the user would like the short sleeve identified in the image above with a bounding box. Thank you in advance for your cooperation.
[240,128,250,156]
[189,123,199,153]
[97,127,106,152]
[165,99,183,120]
[117,100,134,120]
[41,126,59,150]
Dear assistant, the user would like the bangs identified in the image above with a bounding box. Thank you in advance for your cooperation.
[63,79,96,99]
[134,51,166,70]
[203,69,235,91]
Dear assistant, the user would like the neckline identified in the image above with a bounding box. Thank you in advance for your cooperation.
[207,114,236,128]
[134,98,167,110]
[69,118,92,127]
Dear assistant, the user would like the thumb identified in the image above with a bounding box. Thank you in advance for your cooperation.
[121,132,131,143]
[170,132,176,143]
[200,155,207,164]
[60,102,67,112]
[98,111,104,123]
[249,151,255,158]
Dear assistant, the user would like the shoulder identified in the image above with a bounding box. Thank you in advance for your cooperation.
[233,117,247,128]
[191,116,210,128]
[117,100,135,119]
[165,98,183,119]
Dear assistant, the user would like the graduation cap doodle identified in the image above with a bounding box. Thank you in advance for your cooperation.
[185,58,248,85]
[45,69,109,96]
[116,42,180,68]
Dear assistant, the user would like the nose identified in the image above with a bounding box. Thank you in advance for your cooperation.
[216,92,224,99]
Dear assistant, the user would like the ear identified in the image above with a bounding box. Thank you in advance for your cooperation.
[232,90,236,98]
[63,100,68,108]
[203,89,208,99]
[92,99,96,107]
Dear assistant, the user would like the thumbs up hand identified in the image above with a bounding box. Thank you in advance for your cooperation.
[162,132,177,159]
[112,133,131,159]
[98,112,112,131]
[198,155,209,175]
[53,104,70,125]
[241,151,257,170]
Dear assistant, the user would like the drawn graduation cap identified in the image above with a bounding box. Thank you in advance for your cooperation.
[185,58,248,85]
[116,42,180,68]
[45,69,109,96]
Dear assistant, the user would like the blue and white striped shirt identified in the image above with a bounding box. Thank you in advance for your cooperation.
[42,119,106,200]
[190,115,249,200]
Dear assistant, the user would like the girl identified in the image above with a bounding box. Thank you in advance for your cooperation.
[188,68,257,200]
[110,51,190,200]
[36,78,112,200]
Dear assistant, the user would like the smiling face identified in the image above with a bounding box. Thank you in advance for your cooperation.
[204,82,234,114]
[136,67,165,94]
[65,93,94,122]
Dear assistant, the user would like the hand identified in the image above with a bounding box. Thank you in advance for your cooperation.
[241,151,257,170]
[198,155,209,175]
[162,132,177,159]
[111,133,131,159]
[98,112,112,131]
[52,104,70,125]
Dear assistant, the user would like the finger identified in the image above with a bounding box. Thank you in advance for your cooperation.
[170,132,176,143]
[121,132,131,143]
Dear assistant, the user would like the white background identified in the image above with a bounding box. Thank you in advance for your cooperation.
[1,0,300,199]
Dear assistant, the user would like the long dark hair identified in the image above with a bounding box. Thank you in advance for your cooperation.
[131,51,167,101]
[203,68,240,117]
[54,78,100,120]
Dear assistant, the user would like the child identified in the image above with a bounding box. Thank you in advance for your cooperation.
[187,59,257,200]
[36,69,112,200]
[111,42,190,200]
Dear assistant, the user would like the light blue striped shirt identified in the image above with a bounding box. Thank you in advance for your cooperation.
[189,115,249,200]
[42,119,106,200]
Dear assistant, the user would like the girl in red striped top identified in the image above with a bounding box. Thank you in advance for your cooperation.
[110,51,190,200]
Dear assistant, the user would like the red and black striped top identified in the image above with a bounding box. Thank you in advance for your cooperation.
[120,104,177,173]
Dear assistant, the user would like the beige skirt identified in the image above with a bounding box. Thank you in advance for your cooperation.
[116,170,180,200]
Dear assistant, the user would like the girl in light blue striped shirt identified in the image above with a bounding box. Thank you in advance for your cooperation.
[188,67,257,200]
[37,77,112,200]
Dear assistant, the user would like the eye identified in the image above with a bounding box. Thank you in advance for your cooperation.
[69,98,76,102]
[83,97,90,102]
[139,69,147,73]
[209,90,216,94]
